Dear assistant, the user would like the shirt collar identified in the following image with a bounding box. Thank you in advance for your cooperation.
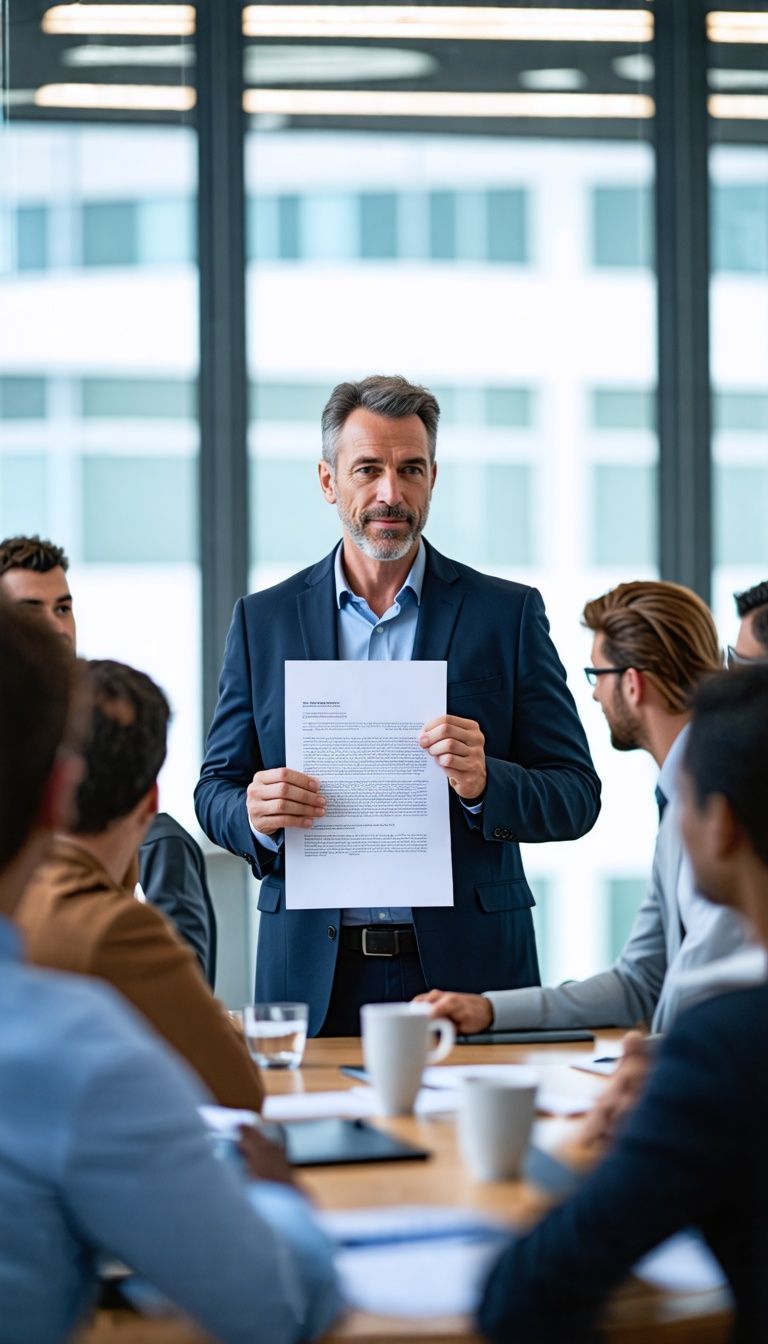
[658,721,690,807]
[0,915,22,963]
[334,540,426,611]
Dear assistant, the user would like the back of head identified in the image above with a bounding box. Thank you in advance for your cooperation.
[0,597,74,871]
[582,580,722,714]
[321,374,440,468]
[685,666,768,866]
[0,534,69,577]
[734,579,768,655]
[73,660,170,835]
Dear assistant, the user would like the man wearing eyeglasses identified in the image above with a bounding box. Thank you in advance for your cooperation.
[730,579,768,668]
[419,580,753,1038]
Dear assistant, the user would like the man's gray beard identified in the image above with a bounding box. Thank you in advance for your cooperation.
[336,498,431,562]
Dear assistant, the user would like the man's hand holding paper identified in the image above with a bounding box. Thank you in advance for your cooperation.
[419,714,487,800]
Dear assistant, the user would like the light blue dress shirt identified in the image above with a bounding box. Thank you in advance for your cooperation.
[0,916,342,1344]
[251,540,482,926]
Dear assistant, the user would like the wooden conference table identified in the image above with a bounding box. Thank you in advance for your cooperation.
[83,1032,732,1344]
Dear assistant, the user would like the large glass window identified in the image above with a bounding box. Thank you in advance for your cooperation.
[708,13,768,653]
[0,11,199,829]
[245,9,659,982]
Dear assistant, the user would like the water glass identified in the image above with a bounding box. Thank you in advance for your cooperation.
[244,1002,309,1069]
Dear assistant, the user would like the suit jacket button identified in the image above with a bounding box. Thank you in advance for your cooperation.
[503,828,511,839]
[241,851,252,861]
[492,827,503,839]
[327,925,337,940]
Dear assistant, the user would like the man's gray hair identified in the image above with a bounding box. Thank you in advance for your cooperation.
[321,375,440,469]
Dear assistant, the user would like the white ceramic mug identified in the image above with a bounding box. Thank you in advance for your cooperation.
[457,1069,538,1181]
[361,1002,455,1116]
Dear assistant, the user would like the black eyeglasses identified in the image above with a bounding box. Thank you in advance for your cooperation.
[727,645,768,670]
[583,666,632,687]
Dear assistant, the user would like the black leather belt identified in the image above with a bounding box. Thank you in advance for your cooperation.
[338,925,418,957]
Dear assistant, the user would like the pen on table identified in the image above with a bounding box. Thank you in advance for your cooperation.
[593,1033,664,1065]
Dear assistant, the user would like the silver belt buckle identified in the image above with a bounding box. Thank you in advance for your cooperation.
[361,928,395,957]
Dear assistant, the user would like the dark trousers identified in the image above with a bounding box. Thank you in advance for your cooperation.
[318,946,428,1036]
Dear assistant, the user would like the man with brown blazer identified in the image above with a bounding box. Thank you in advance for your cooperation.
[17,657,264,1112]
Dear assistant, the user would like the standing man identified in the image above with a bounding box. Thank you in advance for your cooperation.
[419,581,750,1035]
[196,375,600,1036]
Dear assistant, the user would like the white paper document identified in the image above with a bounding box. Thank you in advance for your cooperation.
[321,1206,508,1319]
[284,660,453,909]
[633,1232,729,1295]
[421,1065,593,1117]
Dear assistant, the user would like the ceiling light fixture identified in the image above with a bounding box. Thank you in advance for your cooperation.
[709,93,768,118]
[243,6,653,44]
[708,12,768,44]
[34,83,196,111]
[243,88,655,119]
[42,5,194,37]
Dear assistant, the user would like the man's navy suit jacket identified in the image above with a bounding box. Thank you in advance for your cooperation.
[479,980,768,1343]
[195,541,601,1035]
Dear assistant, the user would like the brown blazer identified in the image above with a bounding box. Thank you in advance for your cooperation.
[17,838,264,1112]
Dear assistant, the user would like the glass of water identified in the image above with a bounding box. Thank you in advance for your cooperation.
[244,1002,309,1070]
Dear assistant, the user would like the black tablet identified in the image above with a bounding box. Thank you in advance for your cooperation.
[283,1117,430,1167]
[457,1029,594,1045]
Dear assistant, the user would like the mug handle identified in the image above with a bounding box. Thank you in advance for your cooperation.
[426,1016,455,1064]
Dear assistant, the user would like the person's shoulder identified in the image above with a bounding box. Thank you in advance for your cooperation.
[240,548,337,614]
[424,540,537,604]
[663,980,768,1067]
[5,959,159,1078]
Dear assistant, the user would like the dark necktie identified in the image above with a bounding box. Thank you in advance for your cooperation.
[655,784,668,823]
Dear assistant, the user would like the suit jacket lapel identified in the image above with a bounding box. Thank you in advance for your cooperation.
[296,549,339,660]
[412,541,464,663]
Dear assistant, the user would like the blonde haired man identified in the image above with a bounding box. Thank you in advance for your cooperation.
[420,580,751,1036]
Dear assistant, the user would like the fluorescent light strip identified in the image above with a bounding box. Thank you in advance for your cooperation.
[243,6,653,43]
[244,88,655,119]
[709,93,768,118]
[42,5,194,37]
[708,12,768,44]
[35,83,196,111]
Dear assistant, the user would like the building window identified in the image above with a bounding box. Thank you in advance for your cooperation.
[713,184,768,274]
[0,453,47,536]
[80,377,195,419]
[487,188,527,264]
[716,465,768,566]
[82,201,138,267]
[251,459,339,564]
[82,457,197,562]
[16,205,48,272]
[608,878,646,960]
[592,464,655,566]
[0,375,47,419]
[591,387,654,431]
[591,185,652,268]
[715,390,768,433]
[429,190,456,260]
[359,192,398,260]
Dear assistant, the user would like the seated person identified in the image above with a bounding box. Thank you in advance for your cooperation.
[478,666,768,1344]
[0,532,216,974]
[731,578,768,665]
[418,581,749,1036]
[140,811,218,987]
[17,657,263,1111]
[0,600,341,1344]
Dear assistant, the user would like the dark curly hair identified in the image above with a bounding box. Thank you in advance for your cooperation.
[0,535,69,577]
[73,660,170,834]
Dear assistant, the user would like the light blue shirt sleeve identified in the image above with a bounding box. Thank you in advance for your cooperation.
[63,1005,343,1344]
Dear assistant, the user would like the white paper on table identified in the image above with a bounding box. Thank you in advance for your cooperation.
[421,1064,591,1117]
[571,1056,621,1078]
[633,1233,729,1294]
[283,660,452,909]
[198,1104,259,1135]
[263,1091,367,1121]
[321,1205,508,1319]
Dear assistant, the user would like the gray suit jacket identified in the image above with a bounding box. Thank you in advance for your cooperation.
[486,798,750,1033]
